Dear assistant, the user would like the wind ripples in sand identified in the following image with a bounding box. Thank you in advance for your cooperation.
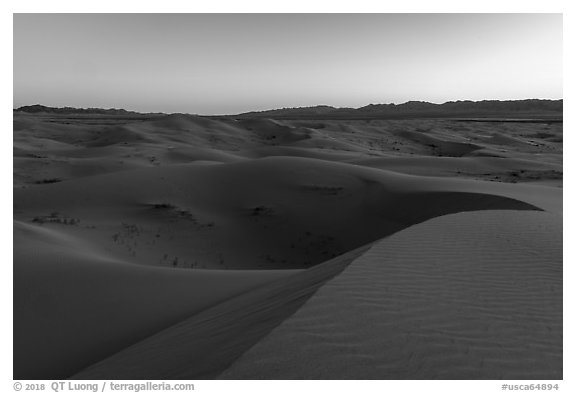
[219,210,562,380]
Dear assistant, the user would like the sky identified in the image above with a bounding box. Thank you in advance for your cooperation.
[13,13,563,115]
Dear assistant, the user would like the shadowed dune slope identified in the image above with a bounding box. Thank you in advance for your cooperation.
[71,244,373,380]
[348,156,563,185]
[70,197,557,380]
[396,129,483,157]
[219,210,562,379]
[14,157,544,270]
[13,221,296,380]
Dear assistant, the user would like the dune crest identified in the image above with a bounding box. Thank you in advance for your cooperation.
[219,210,562,379]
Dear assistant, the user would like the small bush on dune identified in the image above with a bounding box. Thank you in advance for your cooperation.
[34,178,62,184]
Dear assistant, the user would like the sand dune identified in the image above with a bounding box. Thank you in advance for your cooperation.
[219,210,562,379]
[13,221,295,379]
[14,157,545,271]
[349,156,562,185]
[71,243,373,379]
[13,112,562,380]
[396,129,483,157]
[68,175,560,379]
[13,114,562,185]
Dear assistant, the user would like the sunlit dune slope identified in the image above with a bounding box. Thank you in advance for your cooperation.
[220,210,562,379]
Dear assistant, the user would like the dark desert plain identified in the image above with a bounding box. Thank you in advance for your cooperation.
[13,100,563,380]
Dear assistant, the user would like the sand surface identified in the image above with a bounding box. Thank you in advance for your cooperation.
[220,210,562,379]
[13,221,296,379]
[13,112,562,379]
[71,244,373,379]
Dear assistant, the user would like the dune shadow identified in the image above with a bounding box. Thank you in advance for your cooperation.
[71,187,542,380]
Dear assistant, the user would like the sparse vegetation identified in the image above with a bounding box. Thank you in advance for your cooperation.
[250,205,275,217]
[301,185,344,195]
[152,203,176,209]
[31,211,79,225]
[150,203,215,228]
[35,178,62,184]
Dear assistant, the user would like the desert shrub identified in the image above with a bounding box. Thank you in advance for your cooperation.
[152,203,175,209]
[35,178,62,184]
[31,213,79,225]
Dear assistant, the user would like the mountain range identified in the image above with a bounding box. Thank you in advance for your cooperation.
[15,99,563,120]
[232,99,562,119]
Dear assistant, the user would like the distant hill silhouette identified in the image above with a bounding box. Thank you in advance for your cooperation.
[14,104,145,116]
[233,99,562,120]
